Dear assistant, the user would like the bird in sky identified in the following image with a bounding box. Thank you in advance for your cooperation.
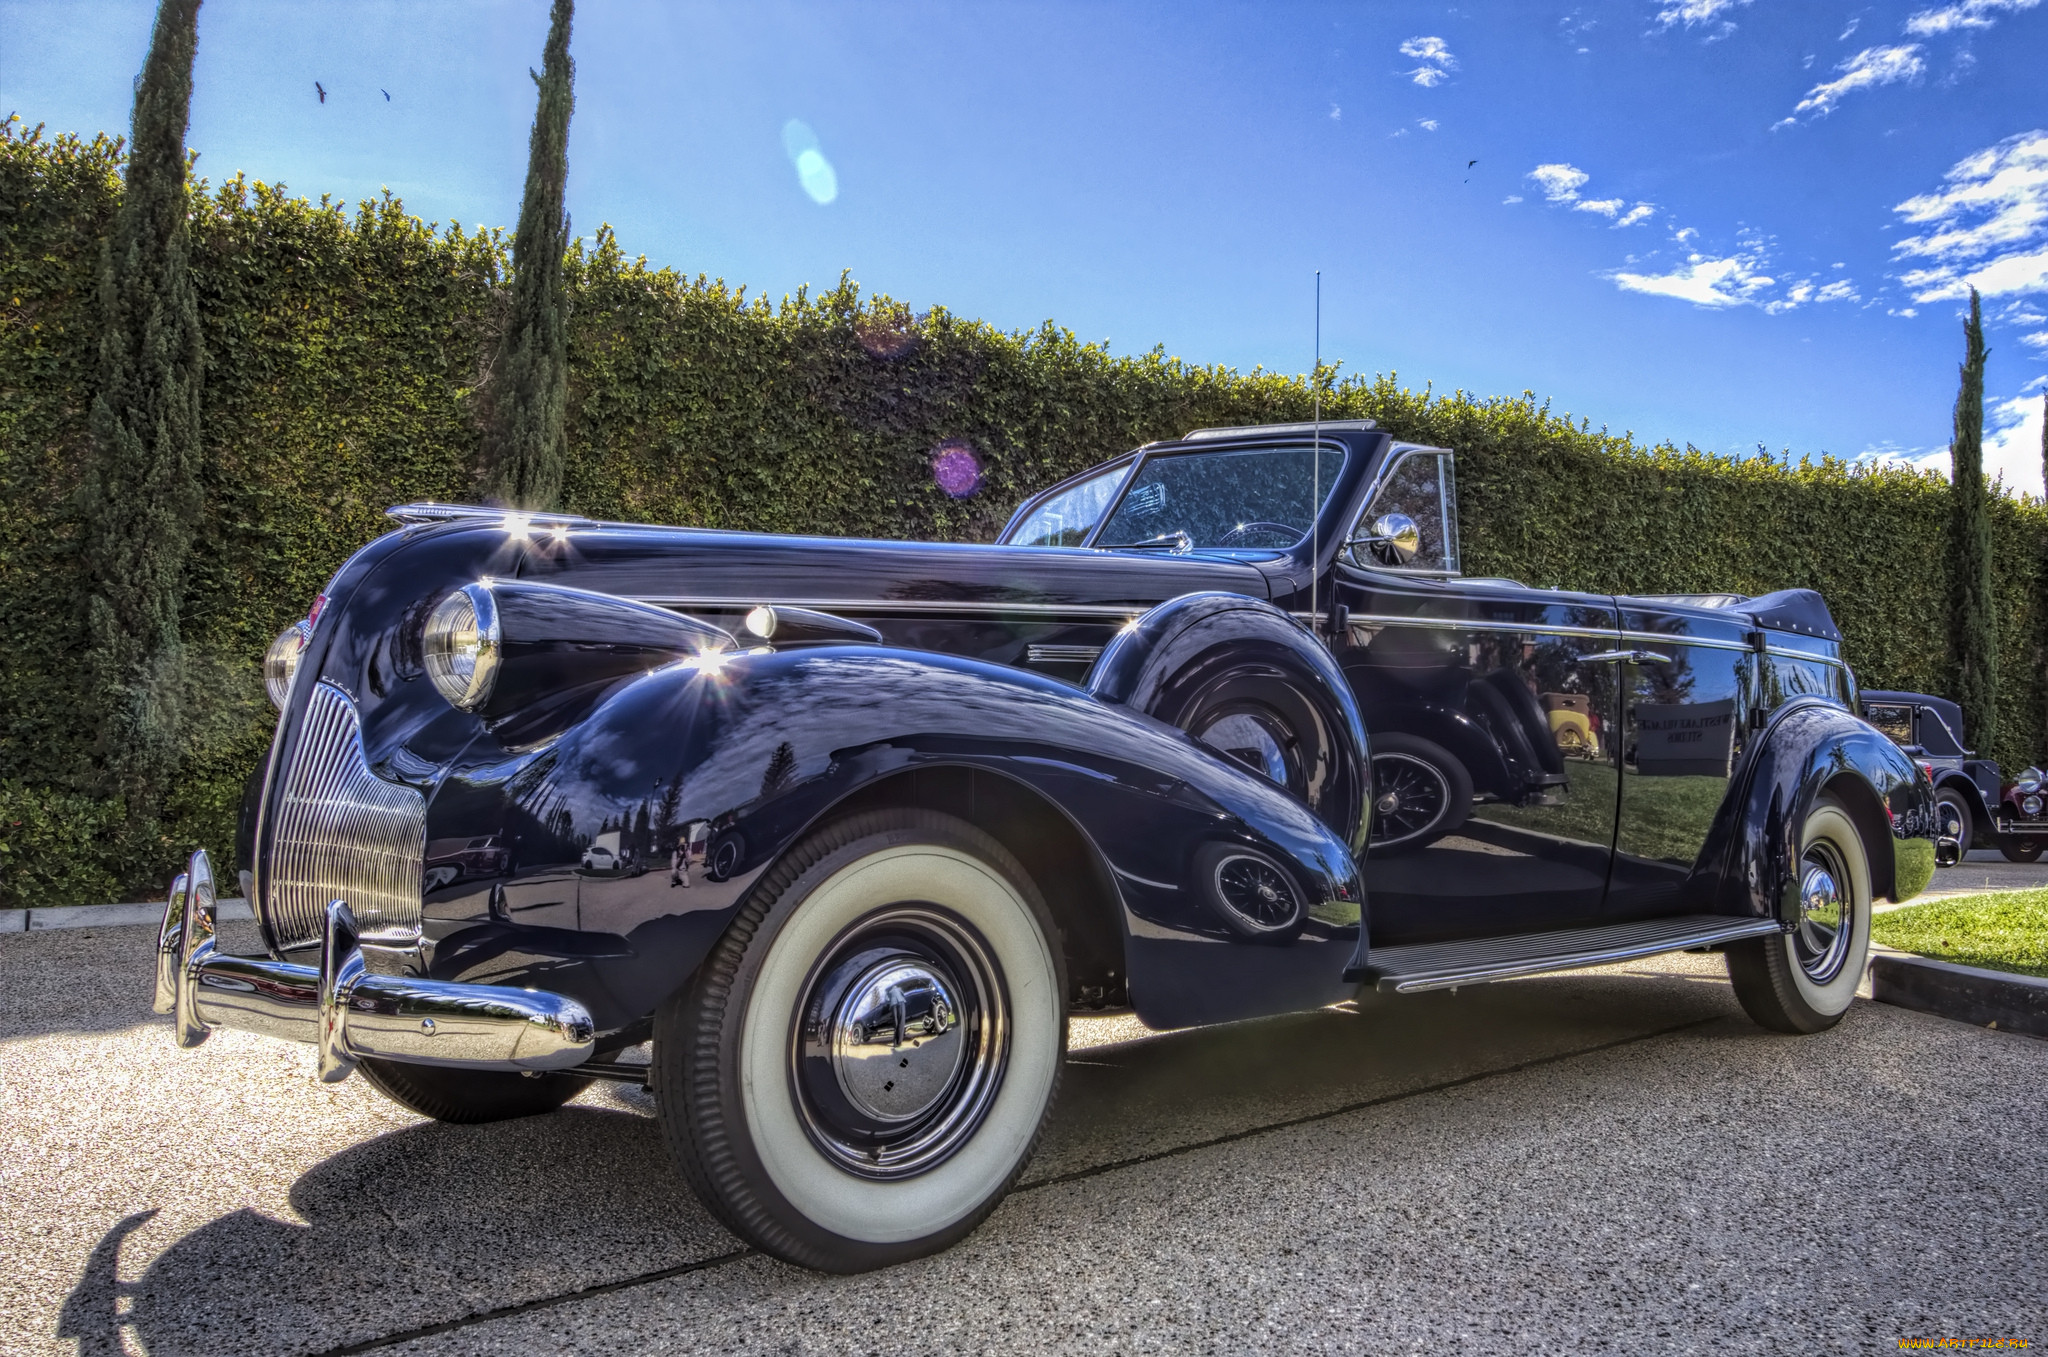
[381,89,390,101]
[1465,157,1477,182]
[315,81,326,103]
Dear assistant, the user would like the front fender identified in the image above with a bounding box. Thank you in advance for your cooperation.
[1719,698,1937,921]
[418,645,1366,1037]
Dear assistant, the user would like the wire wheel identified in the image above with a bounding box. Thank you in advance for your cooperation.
[1371,753,1452,847]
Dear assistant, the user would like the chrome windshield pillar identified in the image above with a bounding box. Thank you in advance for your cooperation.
[153,850,595,1079]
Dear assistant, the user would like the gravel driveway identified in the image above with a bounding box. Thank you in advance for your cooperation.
[3,921,2041,1356]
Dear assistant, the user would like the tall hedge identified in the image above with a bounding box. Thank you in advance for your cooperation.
[2,119,2045,905]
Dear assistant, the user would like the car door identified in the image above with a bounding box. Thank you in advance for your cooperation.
[1327,448,1625,945]
[1603,602,1758,921]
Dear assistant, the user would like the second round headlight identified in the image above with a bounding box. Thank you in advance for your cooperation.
[423,583,501,710]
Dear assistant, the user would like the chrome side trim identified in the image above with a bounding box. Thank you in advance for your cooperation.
[1332,612,1624,642]
[1027,644,1105,665]
[636,595,1149,621]
[156,852,594,1078]
[265,683,426,950]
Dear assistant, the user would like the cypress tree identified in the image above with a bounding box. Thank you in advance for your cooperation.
[483,0,575,510]
[1948,288,1997,756]
[80,0,205,801]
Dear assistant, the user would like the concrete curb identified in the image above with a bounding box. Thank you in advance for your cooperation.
[1869,952,2048,1038]
[0,899,252,934]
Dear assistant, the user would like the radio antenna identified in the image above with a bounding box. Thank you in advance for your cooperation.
[1311,270,1322,633]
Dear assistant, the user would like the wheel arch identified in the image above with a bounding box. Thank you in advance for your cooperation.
[779,762,1130,1012]
[1720,698,1937,920]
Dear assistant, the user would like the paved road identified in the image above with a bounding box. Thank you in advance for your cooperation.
[1922,848,2048,899]
[3,921,2041,1356]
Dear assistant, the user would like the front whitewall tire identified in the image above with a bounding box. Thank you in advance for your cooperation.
[740,845,1061,1243]
[657,809,1067,1272]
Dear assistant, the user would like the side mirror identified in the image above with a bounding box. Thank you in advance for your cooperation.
[1351,512,1421,567]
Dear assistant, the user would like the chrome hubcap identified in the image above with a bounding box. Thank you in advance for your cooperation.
[792,906,1008,1180]
[828,959,964,1123]
[1793,852,1851,984]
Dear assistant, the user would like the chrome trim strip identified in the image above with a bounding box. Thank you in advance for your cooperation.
[636,595,1148,620]
[1616,629,1752,653]
[1331,612,1623,642]
[1369,917,1782,994]
[1027,644,1105,665]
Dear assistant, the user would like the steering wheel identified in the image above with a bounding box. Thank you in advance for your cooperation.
[1216,521,1299,547]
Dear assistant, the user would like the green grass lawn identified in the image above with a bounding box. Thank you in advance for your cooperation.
[1872,888,2048,980]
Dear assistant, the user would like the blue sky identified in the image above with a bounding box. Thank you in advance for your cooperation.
[6,0,2046,495]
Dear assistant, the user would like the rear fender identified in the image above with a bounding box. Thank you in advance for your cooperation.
[1718,697,1937,921]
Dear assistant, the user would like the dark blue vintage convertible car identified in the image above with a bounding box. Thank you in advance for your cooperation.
[155,419,1942,1271]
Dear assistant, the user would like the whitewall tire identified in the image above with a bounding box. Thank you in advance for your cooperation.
[1726,798,1872,1034]
[657,809,1065,1272]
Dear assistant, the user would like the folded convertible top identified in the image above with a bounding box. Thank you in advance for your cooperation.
[1629,587,1842,643]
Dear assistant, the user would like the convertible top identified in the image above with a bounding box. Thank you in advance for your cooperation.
[1634,587,1842,643]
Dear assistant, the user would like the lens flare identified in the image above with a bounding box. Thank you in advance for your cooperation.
[930,440,983,499]
[781,119,838,204]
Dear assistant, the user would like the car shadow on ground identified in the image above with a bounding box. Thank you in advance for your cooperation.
[52,962,1748,1357]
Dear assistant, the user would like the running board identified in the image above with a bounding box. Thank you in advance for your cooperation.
[1356,914,1784,994]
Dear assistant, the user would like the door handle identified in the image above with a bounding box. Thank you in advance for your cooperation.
[1580,649,1672,664]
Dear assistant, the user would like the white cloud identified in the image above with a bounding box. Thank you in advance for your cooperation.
[1840,15,1862,39]
[1778,44,1925,124]
[1984,392,2046,496]
[1575,197,1626,217]
[1609,253,1777,307]
[1615,203,1658,228]
[2022,330,2048,347]
[1816,279,1860,301]
[1418,118,1439,131]
[1654,0,1753,35]
[1502,194,1525,204]
[1329,104,1342,121]
[1400,36,1457,86]
[1892,131,2048,301]
[1528,163,1590,202]
[1903,0,2041,35]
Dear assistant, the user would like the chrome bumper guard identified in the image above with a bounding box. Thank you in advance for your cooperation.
[154,851,595,1083]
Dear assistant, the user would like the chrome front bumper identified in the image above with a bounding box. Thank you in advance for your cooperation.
[154,851,595,1083]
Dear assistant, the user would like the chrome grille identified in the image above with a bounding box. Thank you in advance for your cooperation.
[263,681,425,949]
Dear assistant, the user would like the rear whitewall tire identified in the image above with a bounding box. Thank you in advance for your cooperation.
[659,810,1065,1272]
[1726,799,1872,1034]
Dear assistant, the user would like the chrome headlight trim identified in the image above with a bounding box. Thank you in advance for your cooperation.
[264,620,313,710]
[423,583,501,711]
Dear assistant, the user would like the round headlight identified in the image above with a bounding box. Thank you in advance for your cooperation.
[424,584,500,710]
[2024,794,2043,817]
[264,620,312,709]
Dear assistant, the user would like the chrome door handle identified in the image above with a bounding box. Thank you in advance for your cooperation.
[1580,649,1672,664]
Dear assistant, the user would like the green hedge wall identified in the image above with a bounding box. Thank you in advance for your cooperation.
[3,120,2044,906]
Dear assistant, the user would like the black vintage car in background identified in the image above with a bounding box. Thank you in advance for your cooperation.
[1859,689,2046,862]
[155,419,1939,1272]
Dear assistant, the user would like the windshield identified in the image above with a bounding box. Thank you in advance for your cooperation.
[1095,445,1344,551]
[1003,462,1130,547]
